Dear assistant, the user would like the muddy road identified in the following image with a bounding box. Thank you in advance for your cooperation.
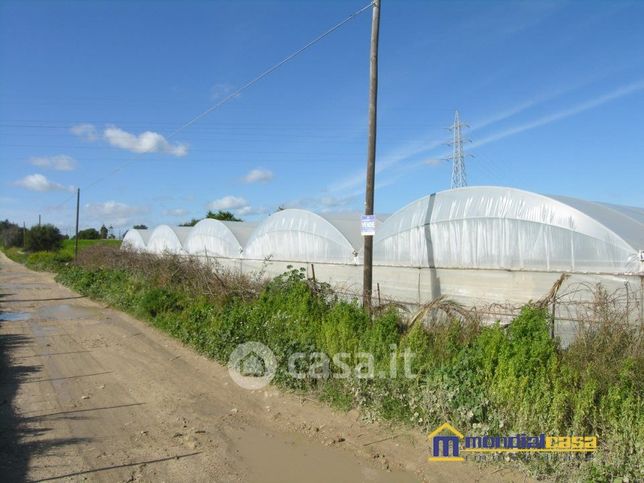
[0,253,528,482]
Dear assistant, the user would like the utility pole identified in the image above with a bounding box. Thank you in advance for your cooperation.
[362,0,381,311]
[38,214,41,226]
[74,188,80,259]
[22,222,26,248]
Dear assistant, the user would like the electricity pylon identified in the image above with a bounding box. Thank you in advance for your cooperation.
[448,110,469,189]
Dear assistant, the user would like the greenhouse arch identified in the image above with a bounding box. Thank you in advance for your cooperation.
[146,225,192,255]
[122,228,150,251]
[243,209,373,265]
[374,186,643,274]
[184,219,257,259]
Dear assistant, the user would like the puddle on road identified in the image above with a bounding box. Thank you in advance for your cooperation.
[232,426,419,483]
[38,304,99,320]
[0,311,31,321]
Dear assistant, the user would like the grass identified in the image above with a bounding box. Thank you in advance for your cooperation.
[60,239,121,257]
[2,243,642,481]
[2,239,121,271]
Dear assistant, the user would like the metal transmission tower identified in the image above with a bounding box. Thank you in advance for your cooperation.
[448,110,469,189]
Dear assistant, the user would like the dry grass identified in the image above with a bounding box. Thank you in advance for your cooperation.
[564,285,643,390]
[407,295,477,328]
[75,245,266,304]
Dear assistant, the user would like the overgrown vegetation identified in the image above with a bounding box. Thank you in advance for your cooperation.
[0,219,25,248]
[2,244,642,481]
[0,222,65,252]
[24,224,64,252]
[2,239,120,271]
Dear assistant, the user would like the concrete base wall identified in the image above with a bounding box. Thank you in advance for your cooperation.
[183,254,644,346]
[193,255,641,311]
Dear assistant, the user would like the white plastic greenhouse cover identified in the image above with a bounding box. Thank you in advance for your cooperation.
[146,225,192,254]
[121,229,150,251]
[374,186,644,273]
[184,219,257,258]
[243,209,378,264]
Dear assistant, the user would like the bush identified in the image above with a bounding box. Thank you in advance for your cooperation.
[0,221,24,248]
[140,287,185,318]
[25,224,63,252]
[26,251,72,271]
[76,228,100,240]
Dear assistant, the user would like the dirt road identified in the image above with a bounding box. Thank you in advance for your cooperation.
[0,253,528,482]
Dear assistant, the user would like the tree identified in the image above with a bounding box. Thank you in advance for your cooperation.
[0,219,24,248]
[76,228,100,240]
[99,225,108,239]
[25,224,63,252]
[179,218,199,227]
[206,210,242,222]
[180,210,242,227]
[133,224,148,230]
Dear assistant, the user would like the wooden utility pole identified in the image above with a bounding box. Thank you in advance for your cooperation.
[362,0,381,311]
[74,188,80,259]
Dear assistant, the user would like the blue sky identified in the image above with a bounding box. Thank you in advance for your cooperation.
[1,0,643,234]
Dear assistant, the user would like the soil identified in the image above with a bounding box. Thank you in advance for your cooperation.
[0,252,532,482]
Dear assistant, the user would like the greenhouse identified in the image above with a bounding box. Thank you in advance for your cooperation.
[146,225,192,255]
[183,219,257,258]
[373,186,644,274]
[243,209,379,265]
[125,186,642,312]
[121,228,150,251]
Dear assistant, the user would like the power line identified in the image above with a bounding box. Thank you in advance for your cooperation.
[37,2,375,213]
[169,1,374,137]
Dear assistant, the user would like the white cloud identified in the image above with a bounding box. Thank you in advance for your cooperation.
[208,195,248,211]
[163,208,188,217]
[236,205,268,216]
[29,155,77,171]
[84,201,148,227]
[244,168,273,183]
[71,123,188,156]
[207,195,266,217]
[15,174,74,192]
[284,193,359,212]
[329,138,445,194]
[70,123,98,141]
[210,83,238,101]
[471,80,644,149]
[103,126,188,156]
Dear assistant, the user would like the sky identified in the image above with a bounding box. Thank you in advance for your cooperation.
[1,0,643,234]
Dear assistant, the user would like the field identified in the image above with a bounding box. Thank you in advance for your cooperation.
[60,238,121,255]
[3,239,121,269]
